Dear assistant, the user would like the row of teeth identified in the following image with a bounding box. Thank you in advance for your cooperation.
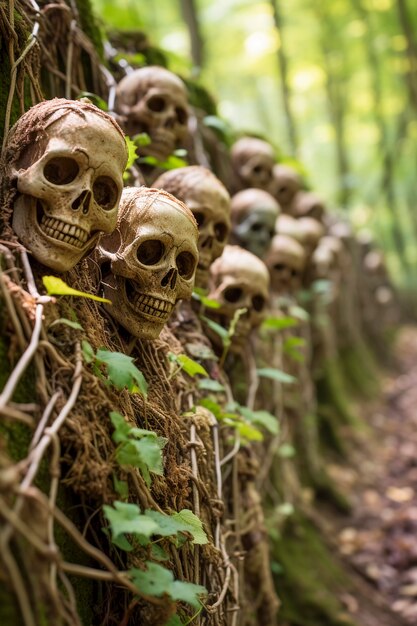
[40,216,89,248]
[133,293,173,318]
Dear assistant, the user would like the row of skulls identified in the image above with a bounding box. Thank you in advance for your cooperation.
[0,67,379,344]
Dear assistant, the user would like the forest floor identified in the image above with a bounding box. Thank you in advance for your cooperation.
[322,326,417,625]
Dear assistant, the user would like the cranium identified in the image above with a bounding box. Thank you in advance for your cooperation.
[114,66,189,162]
[265,234,306,295]
[271,164,301,211]
[231,137,275,192]
[297,217,325,258]
[153,166,231,289]
[230,188,280,258]
[291,191,325,221]
[97,187,198,340]
[207,245,269,348]
[2,99,127,272]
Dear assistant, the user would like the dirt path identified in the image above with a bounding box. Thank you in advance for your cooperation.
[327,327,417,624]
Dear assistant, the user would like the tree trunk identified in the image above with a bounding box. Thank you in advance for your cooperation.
[179,0,204,73]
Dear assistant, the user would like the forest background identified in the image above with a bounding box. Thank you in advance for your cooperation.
[92,0,417,292]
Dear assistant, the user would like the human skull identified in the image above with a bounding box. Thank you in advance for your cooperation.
[271,164,301,211]
[2,99,127,272]
[231,137,276,191]
[291,191,325,221]
[207,245,269,348]
[114,66,190,162]
[97,187,198,340]
[265,234,306,295]
[230,188,280,259]
[297,218,325,258]
[153,166,231,289]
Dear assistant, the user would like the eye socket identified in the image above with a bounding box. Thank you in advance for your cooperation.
[279,186,288,194]
[291,269,299,277]
[214,222,228,242]
[273,263,286,271]
[252,165,263,174]
[176,251,196,279]
[223,286,243,303]
[250,222,263,232]
[137,240,165,265]
[93,176,119,211]
[147,95,166,112]
[175,107,188,124]
[44,157,79,184]
[193,211,205,227]
[252,294,265,312]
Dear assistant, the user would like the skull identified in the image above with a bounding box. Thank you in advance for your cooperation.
[231,137,275,192]
[271,164,301,211]
[265,234,306,296]
[207,245,269,348]
[97,187,198,340]
[3,99,127,272]
[231,188,280,258]
[115,66,190,162]
[291,191,325,221]
[153,166,231,289]
[297,218,325,259]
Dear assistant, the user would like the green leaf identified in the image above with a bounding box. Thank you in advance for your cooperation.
[201,316,229,340]
[238,406,279,435]
[169,353,209,378]
[185,342,218,361]
[81,340,95,364]
[171,510,208,545]
[96,349,148,396]
[43,276,111,303]
[138,154,188,170]
[197,378,225,392]
[48,317,84,331]
[169,579,207,608]
[198,398,223,419]
[125,135,139,170]
[261,316,298,331]
[76,91,108,111]
[278,444,296,458]
[103,501,159,551]
[224,418,263,442]
[133,132,151,147]
[150,544,170,562]
[113,475,129,499]
[288,305,309,321]
[257,368,296,384]
[130,562,207,608]
[116,438,165,483]
[192,289,221,309]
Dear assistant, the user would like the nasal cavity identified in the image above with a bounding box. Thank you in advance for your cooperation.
[72,190,92,214]
[161,268,177,289]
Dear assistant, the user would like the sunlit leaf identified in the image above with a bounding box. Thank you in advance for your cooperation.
[42,276,111,303]
[257,367,296,384]
[96,349,148,396]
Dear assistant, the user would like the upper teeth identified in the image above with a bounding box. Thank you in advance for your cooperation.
[40,216,89,248]
[132,292,173,319]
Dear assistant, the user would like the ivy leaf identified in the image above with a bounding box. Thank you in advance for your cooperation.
[103,501,159,551]
[198,378,225,392]
[198,398,223,419]
[224,418,263,442]
[168,353,209,378]
[96,349,148,396]
[261,316,298,331]
[150,544,170,562]
[125,135,139,170]
[129,563,207,608]
[171,510,208,545]
[238,406,279,435]
[257,367,296,384]
[48,317,84,331]
[81,340,95,364]
[42,276,111,303]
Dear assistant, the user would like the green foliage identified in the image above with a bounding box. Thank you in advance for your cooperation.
[262,315,299,331]
[95,349,148,395]
[129,562,207,608]
[42,276,111,303]
[257,367,296,384]
[283,336,306,363]
[192,288,221,309]
[111,411,165,485]
[76,91,108,110]
[48,318,84,331]
[125,135,139,170]
[168,352,209,378]
[197,378,225,392]
[138,154,188,170]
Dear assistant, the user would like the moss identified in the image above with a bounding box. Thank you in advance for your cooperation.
[316,359,359,428]
[271,512,358,626]
[75,0,104,58]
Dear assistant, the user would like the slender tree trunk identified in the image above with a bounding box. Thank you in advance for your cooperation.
[269,0,298,156]
[179,0,204,73]
[396,0,417,112]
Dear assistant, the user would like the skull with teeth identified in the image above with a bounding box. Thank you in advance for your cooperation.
[1,98,128,272]
[231,137,276,192]
[270,164,301,212]
[206,245,270,349]
[230,188,280,258]
[114,66,190,162]
[153,166,231,289]
[97,187,199,340]
[265,234,306,296]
